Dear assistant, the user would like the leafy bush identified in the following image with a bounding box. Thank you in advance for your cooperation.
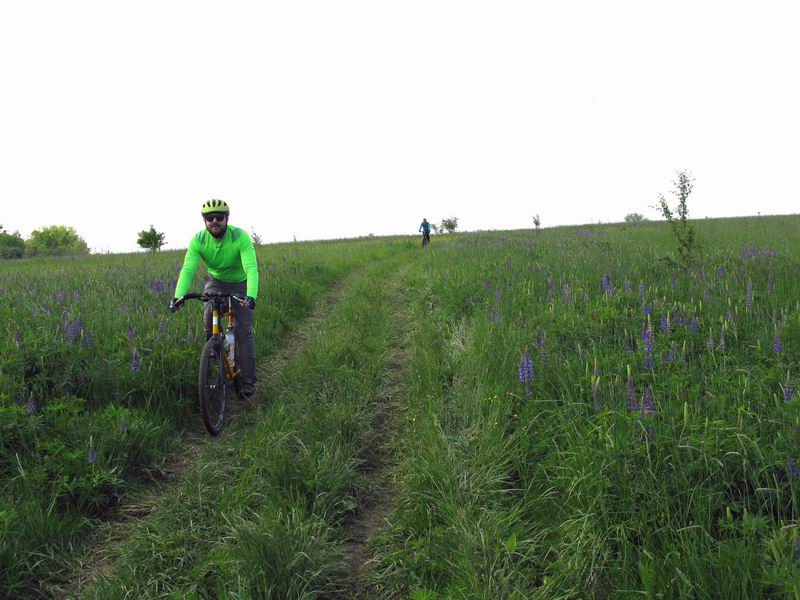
[0,226,25,259]
[625,212,647,223]
[136,225,166,252]
[439,216,459,234]
[656,170,697,267]
[26,225,89,256]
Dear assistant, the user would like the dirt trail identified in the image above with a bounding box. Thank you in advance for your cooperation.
[341,265,414,598]
[56,273,358,599]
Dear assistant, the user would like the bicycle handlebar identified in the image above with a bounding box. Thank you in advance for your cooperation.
[171,292,246,311]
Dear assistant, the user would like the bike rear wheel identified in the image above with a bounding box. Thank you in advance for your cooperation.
[198,336,229,436]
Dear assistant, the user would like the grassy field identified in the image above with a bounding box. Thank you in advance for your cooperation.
[2,216,800,598]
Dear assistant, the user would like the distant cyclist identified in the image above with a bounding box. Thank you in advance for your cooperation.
[419,218,432,247]
[170,199,259,399]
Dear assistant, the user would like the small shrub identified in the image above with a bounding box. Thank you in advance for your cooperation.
[656,170,697,267]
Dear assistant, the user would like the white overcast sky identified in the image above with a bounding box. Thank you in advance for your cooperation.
[1,1,798,252]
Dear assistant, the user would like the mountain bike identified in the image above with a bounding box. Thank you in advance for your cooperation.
[171,292,242,436]
[421,231,430,247]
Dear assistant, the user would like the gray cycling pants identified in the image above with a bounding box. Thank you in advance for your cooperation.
[202,277,257,394]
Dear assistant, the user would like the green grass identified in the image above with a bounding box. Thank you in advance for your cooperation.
[82,251,415,598]
[3,217,800,598]
[0,236,413,597]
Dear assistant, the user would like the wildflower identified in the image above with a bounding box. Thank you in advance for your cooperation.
[640,426,655,445]
[643,303,652,316]
[641,385,657,416]
[43,302,52,315]
[638,281,645,298]
[783,383,794,404]
[727,308,734,322]
[671,273,678,289]
[148,280,166,293]
[716,266,726,278]
[746,281,753,310]
[14,331,23,351]
[689,318,699,333]
[495,289,502,305]
[626,371,637,412]
[518,349,534,397]
[642,324,654,371]
[601,273,614,296]
[26,395,37,415]
[87,440,97,465]
[787,458,799,481]
[624,279,631,293]
[73,290,82,303]
[666,344,676,363]
[64,318,84,345]
[774,335,784,354]
[660,312,670,334]
[131,348,142,372]
[717,328,726,351]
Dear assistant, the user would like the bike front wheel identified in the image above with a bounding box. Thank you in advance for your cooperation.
[198,336,229,436]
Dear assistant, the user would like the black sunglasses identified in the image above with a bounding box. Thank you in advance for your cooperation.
[204,214,227,223]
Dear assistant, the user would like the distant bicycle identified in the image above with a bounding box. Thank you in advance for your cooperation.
[422,231,430,247]
[170,292,242,436]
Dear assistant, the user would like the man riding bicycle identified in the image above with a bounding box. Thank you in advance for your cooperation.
[419,218,432,246]
[170,199,259,399]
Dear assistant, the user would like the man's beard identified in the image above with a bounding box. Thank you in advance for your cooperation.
[208,224,228,239]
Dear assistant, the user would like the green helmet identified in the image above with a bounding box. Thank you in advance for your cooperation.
[201,199,230,215]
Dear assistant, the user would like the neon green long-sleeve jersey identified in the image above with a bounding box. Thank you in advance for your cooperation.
[174,226,259,298]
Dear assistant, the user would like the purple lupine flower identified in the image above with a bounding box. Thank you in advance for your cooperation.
[26,395,37,415]
[666,343,676,363]
[784,383,794,404]
[788,458,799,480]
[73,290,82,303]
[131,348,142,372]
[601,273,614,296]
[641,385,657,416]
[746,281,753,310]
[643,303,652,316]
[717,329,726,351]
[64,318,84,345]
[767,274,775,294]
[727,308,734,322]
[638,281,645,298]
[148,280,166,293]
[689,318,699,333]
[640,426,655,446]
[642,324,654,371]
[53,289,66,303]
[679,346,687,364]
[495,289,502,305]
[43,302,52,315]
[87,442,97,465]
[131,298,138,312]
[518,349,534,397]
[626,373,637,412]
[716,266,726,278]
[624,279,631,293]
[14,331,23,351]
[671,273,678,289]
[773,335,784,354]
[660,312,670,334]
